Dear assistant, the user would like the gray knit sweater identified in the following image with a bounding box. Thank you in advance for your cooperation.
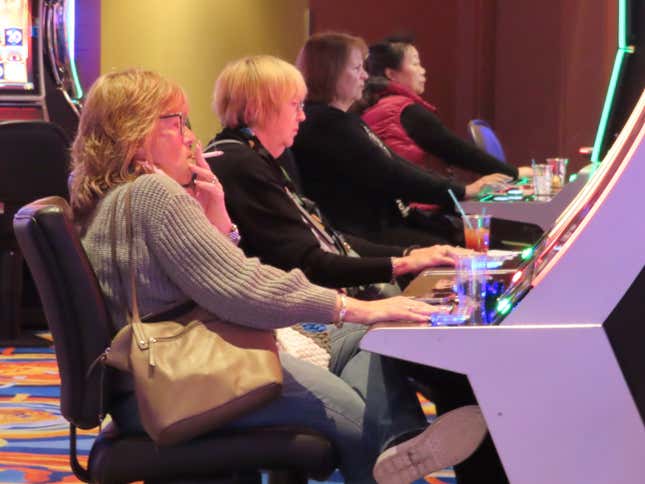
[81,173,338,330]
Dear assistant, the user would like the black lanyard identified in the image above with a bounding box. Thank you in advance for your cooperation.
[219,129,352,256]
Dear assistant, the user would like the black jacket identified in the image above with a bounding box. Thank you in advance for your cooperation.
[206,128,403,289]
[291,102,465,243]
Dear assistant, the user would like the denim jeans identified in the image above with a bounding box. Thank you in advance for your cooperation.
[329,323,509,484]
[329,323,429,452]
[111,352,378,484]
[110,324,507,484]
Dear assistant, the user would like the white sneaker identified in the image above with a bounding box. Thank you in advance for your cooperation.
[373,405,488,484]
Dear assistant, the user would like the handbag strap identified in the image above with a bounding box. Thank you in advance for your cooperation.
[108,183,148,346]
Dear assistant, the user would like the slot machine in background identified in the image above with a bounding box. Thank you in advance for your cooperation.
[0,0,82,140]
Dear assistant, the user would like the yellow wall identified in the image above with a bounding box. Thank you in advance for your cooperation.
[101,0,309,144]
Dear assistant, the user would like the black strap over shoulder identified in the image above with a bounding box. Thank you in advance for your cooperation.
[204,138,245,152]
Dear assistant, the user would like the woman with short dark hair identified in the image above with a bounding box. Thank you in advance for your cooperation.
[292,32,510,248]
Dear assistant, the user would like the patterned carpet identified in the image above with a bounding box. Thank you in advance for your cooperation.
[0,342,455,484]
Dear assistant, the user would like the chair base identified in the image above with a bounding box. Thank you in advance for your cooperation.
[0,332,52,348]
[85,425,337,484]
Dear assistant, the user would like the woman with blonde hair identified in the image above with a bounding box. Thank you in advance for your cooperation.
[206,55,492,484]
[70,67,479,484]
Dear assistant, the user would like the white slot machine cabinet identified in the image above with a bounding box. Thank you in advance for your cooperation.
[0,0,81,138]
[361,90,645,483]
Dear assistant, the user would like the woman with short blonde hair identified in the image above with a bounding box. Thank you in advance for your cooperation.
[206,55,490,484]
[213,55,306,128]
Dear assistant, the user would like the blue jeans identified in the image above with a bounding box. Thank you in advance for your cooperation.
[328,323,428,451]
[329,323,509,484]
[111,351,378,484]
[110,324,431,484]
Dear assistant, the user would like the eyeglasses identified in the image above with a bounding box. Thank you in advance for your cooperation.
[290,101,305,116]
[159,112,192,137]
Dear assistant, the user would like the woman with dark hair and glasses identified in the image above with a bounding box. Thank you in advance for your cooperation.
[360,35,532,181]
[291,32,518,248]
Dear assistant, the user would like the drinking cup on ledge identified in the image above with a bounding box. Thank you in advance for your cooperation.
[462,214,491,253]
[532,164,553,199]
[454,254,488,325]
[546,157,568,190]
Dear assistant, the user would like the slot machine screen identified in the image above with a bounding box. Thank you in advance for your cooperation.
[0,0,39,94]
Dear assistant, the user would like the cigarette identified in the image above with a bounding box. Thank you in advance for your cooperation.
[202,150,224,159]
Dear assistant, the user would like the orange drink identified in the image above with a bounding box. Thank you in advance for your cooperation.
[462,214,491,253]
[464,226,490,252]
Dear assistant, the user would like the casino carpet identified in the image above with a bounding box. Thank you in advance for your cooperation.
[0,341,455,484]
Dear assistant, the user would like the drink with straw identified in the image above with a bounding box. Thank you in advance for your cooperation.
[462,214,491,252]
[447,189,491,253]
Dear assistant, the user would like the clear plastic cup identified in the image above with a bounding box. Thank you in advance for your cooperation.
[462,214,491,253]
[546,157,568,190]
[532,164,553,199]
[454,254,488,325]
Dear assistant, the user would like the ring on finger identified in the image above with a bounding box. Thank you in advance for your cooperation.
[210,178,217,184]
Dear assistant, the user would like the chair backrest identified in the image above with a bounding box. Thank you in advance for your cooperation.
[0,120,71,238]
[467,119,507,163]
[13,196,114,429]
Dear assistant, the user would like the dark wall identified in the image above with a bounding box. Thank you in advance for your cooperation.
[309,0,617,174]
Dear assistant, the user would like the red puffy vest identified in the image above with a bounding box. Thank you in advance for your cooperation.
[361,82,450,177]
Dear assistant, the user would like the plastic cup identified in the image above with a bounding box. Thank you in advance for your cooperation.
[546,157,568,190]
[454,254,488,325]
[462,214,491,253]
[532,164,553,199]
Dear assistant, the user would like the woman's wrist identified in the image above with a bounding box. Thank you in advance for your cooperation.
[334,292,347,328]
[391,257,412,277]
[206,206,232,233]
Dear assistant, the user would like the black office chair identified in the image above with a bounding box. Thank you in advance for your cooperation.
[467,119,507,163]
[0,120,70,342]
[13,196,337,484]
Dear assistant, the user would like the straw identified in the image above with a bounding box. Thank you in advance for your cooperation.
[448,189,473,229]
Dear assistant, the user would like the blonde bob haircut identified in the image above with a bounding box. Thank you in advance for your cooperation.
[70,68,186,221]
[213,55,306,129]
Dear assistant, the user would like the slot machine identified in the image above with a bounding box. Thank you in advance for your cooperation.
[0,0,82,138]
[361,89,645,484]
[460,166,592,232]
[0,0,80,343]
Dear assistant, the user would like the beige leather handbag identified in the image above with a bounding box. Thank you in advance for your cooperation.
[103,184,283,446]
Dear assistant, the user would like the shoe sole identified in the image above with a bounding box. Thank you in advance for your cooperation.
[373,405,488,484]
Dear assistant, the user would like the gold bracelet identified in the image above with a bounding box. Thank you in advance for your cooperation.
[335,293,347,328]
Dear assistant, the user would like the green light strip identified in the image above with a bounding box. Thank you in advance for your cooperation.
[590,0,632,162]
[591,49,627,161]
[66,0,83,99]
[618,0,627,49]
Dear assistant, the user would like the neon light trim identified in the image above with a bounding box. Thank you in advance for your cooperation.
[590,0,633,162]
[532,92,645,287]
[65,0,83,99]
